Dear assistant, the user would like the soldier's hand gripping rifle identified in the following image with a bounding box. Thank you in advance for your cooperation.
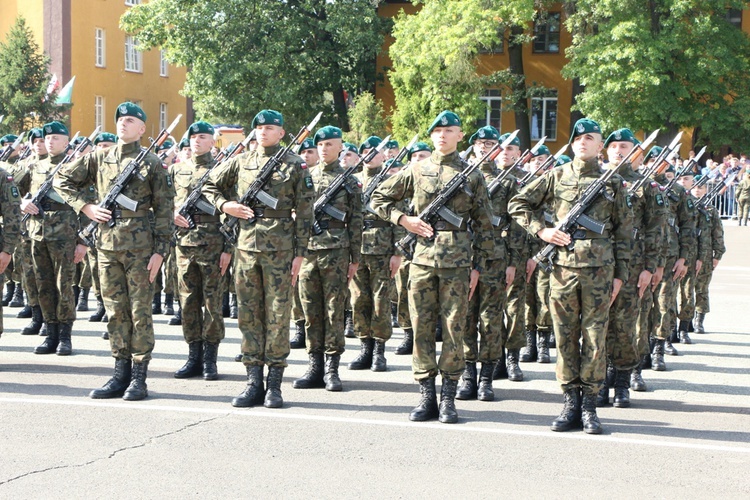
[395,131,518,260]
[0,134,23,162]
[517,145,569,188]
[311,134,392,235]
[78,116,181,248]
[535,130,659,273]
[362,134,419,214]
[219,114,322,245]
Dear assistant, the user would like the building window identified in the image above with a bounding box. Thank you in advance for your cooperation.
[477,89,502,130]
[478,29,504,54]
[125,0,142,5]
[94,96,104,129]
[533,12,561,53]
[530,93,558,141]
[159,103,168,130]
[160,50,168,77]
[125,36,142,73]
[726,9,742,29]
[95,28,106,67]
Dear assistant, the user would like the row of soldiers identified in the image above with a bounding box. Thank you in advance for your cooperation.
[0,105,726,433]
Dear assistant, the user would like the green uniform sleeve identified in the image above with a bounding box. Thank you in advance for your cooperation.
[370,168,415,228]
[293,160,314,258]
[0,172,22,254]
[347,178,363,264]
[149,156,175,257]
[55,153,99,214]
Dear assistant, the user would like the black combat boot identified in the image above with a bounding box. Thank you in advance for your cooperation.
[348,337,374,370]
[651,339,666,371]
[151,293,162,315]
[391,302,399,328]
[537,331,551,363]
[22,305,43,335]
[548,331,556,349]
[395,328,413,355]
[90,358,132,399]
[76,288,89,312]
[9,285,24,307]
[520,330,538,362]
[229,293,238,319]
[89,296,106,322]
[409,377,439,422]
[235,353,242,362]
[678,319,692,344]
[123,361,149,401]
[163,293,174,316]
[56,323,73,356]
[477,362,495,401]
[613,369,631,408]
[264,365,284,408]
[551,388,582,432]
[506,349,523,381]
[174,342,204,378]
[435,317,443,342]
[34,323,59,354]
[643,338,654,369]
[222,292,230,318]
[232,365,265,407]
[694,312,705,334]
[102,331,109,340]
[168,304,182,326]
[17,303,32,318]
[581,392,603,434]
[596,362,615,407]
[324,354,343,392]
[493,349,508,380]
[39,323,47,337]
[630,356,648,392]
[73,285,80,308]
[293,353,326,389]
[2,281,14,306]
[203,342,219,381]
[439,377,459,424]
[371,340,387,372]
[290,320,306,349]
[455,362,478,401]
[664,339,679,356]
[344,310,355,338]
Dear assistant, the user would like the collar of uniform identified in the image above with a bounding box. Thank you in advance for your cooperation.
[257,144,281,157]
[654,173,667,184]
[118,141,141,156]
[50,152,66,164]
[618,164,639,181]
[480,162,497,175]
[36,153,49,161]
[431,150,459,166]
[364,165,383,178]
[572,157,600,175]
[194,151,213,166]
[320,159,340,172]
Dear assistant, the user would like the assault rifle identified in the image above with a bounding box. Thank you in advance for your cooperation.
[219,113,321,245]
[509,136,546,173]
[517,145,569,188]
[78,116,181,247]
[311,134,391,235]
[363,134,419,214]
[698,167,741,208]
[618,130,664,196]
[0,134,23,162]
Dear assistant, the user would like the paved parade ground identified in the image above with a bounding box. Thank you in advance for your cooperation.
[1,224,748,499]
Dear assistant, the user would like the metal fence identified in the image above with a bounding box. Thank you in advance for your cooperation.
[707,182,737,219]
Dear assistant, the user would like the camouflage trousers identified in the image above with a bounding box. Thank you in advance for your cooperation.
[525,265,552,332]
[395,259,411,329]
[677,263,697,321]
[607,249,643,370]
[235,249,292,367]
[550,265,612,395]
[11,245,21,284]
[299,248,348,356]
[651,255,679,341]
[221,255,235,295]
[176,245,225,345]
[31,238,76,324]
[504,268,528,350]
[291,281,304,323]
[154,246,178,296]
[76,258,92,289]
[737,199,750,225]
[98,248,156,363]
[18,238,38,306]
[636,273,655,358]
[408,263,468,381]
[350,253,393,342]
[694,261,715,314]
[87,246,100,296]
[465,258,507,363]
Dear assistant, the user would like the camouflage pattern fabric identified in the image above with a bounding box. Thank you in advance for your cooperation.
[695,205,725,314]
[0,165,22,333]
[350,253,393,341]
[395,259,411,329]
[465,257,507,363]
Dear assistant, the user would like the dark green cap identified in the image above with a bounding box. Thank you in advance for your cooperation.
[407,141,432,161]
[645,146,663,162]
[604,128,640,148]
[693,174,704,183]
[188,121,215,138]
[0,134,18,145]
[386,140,399,149]
[115,102,147,123]
[665,165,676,174]
[72,136,85,146]
[569,118,602,145]
[385,158,403,170]
[556,154,572,166]
[469,126,500,145]
[427,110,461,134]
[179,137,190,150]
[359,135,382,154]
[251,109,284,129]
[298,138,316,152]
[95,132,118,145]
[156,139,174,151]
[343,142,359,154]
[28,128,44,141]
[313,125,343,145]
[534,145,551,157]
[42,121,69,137]
[499,132,521,147]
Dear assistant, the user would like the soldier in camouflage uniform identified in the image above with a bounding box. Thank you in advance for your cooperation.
[735,165,750,225]
[0,135,21,308]
[57,102,174,401]
[0,139,23,338]
[509,118,633,434]
[293,125,362,393]
[675,175,705,345]
[203,109,314,408]
[172,121,232,381]
[343,141,365,340]
[371,110,494,424]
[20,122,78,356]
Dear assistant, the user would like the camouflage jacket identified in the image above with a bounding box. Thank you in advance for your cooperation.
[620,165,667,272]
[0,166,22,254]
[707,204,726,260]
[172,151,224,249]
[655,174,695,261]
[202,143,314,256]
[357,166,405,256]
[480,162,524,267]
[56,141,174,256]
[308,159,362,263]
[370,150,494,271]
[508,157,633,281]
[735,175,750,202]
[27,153,79,242]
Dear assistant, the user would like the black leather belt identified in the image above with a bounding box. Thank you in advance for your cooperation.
[317,220,347,230]
[193,215,220,223]
[253,208,292,218]
[40,201,73,212]
[113,209,149,219]
[434,221,467,231]
[363,219,390,229]
[572,229,610,240]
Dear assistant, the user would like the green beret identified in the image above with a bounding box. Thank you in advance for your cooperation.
[427,110,461,134]
[359,135,382,154]
[645,146,663,162]
[188,121,215,138]
[385,158,403,169]
[115,102,146,123]
[557,154,572,166]
[534,145,551,157]
[94,132,118,145]
[665,165,676,174]
[298,138,316,152]
[569,118,602,145]
[386,140,399,149]
[251,109,284,129]
[0,134,18,146]
[469,125,500,145]
[313,125,343,145]
[72,136,85,146]
[693,174,703,183]
[407,141,432,161]
[499,132,521,148]
[42,121,69,137]
[604,128,639,148]
[343,142,359,154]
[28,128,44,141]
[179,137,190,150]
[156,139,174,151]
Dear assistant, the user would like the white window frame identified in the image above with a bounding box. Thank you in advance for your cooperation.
[94,96,104,130]
[530,95,558,141]
[159,103,168,130]
[125,36,142,73]
[125,0,141,6]
[478,90,502,130]
[95,28,106,68]
[160,50,169,77]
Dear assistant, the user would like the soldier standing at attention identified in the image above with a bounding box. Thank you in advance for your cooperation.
[370,110,494,424]
[736,165,750,225]
[293,125,362,392]
[509,119,633,434]
[172,121,232,381]
[0,145,22,338]
[202,110,314,408]
[56,102,174,401]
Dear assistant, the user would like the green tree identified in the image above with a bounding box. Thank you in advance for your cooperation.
[121,0,389,131]
[344,91,388,146]
[0,17,61,135]
[564,0,750,151]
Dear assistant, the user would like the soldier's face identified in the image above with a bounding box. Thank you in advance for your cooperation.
[31,137,47,156]
[45,134,69,156]
[342,151,360,167]
[96,141,115,150]
[430,126,464,155]
[665,172,675,181]
[318,138,343,164]
[572,133,603,161]
[386,148,399,160]
[530,154,549,173]
[607,141,635,165]
[498,144,520,167]
[256,125,285,147]
[190,133,215,156]
[473,139,498,159]
[299,148,319,166]
[362,148,384,168]
[116,116,146,143]
[679,176,694,189]
[410,150,431,163]
[692,186,706,198]
[180,147,192,160]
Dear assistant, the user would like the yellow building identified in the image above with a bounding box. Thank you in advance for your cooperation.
[0,0,191,139]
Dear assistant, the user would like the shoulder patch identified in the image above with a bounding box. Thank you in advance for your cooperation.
[300,162,307,170]
[304,176,314,190]
[10,185,19,199]
[626,194,633,209]
[655,193,664,206]
[166,173,173,188]
[687,199,694,210]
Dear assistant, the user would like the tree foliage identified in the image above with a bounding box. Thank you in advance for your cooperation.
[121,0,389,131]
[344,91,388,146]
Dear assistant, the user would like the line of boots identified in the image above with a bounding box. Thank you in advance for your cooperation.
[551,388,602,434]
[292,352,343,392]
[348,337,387,372]
[492,347,524,381]
[231,364,284,408]
[33,322,73,356]
[456,361,495,401]
[519,330,552,364]
[90,358,149,401]
[596,362,631,408]
[409,376,459,424]
[174,341,221,381]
